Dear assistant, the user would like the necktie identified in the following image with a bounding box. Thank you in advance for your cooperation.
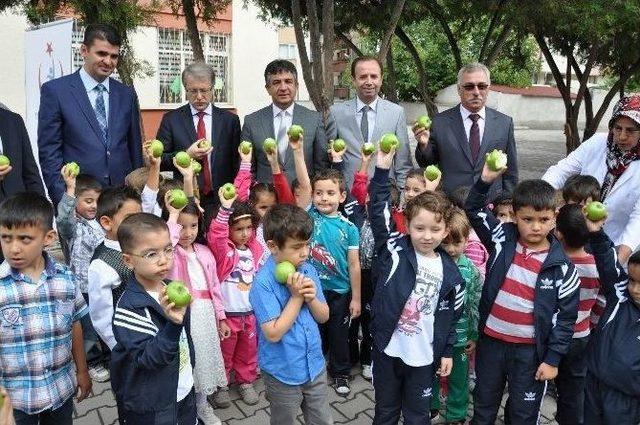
[469,113,481,162]
[360,105,369,143]
[196,111,213,195]
[94,84,108,146]
[276,110,288,160]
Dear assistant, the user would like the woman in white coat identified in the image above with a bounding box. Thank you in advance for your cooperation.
[543,94,640,264]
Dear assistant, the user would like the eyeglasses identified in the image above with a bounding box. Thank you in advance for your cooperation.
[128,246,174,263]
[461,83,490,91]
[612,124,640,136]
[186,87,213,96]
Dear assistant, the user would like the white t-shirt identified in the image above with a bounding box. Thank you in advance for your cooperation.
[147,289,194,401]
[384,252,443,367]
[186,252,207,291]
[220,248,254,313]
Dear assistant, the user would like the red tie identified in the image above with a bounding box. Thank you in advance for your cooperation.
[469,113,481,163]
[196,111,212,195]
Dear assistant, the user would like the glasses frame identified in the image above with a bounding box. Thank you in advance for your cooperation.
[461,83,490,91]
[128,246,175,264]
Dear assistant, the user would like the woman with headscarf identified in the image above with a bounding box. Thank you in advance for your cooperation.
[543,94,640,264]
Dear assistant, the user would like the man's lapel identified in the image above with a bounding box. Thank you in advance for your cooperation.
[107,79,119,147]
[69,71,104,143]
[345,99,363,144]
[450,106,473,165]
[180,105,197,143]
[477,108,497,168]
[209,106,222,168]
[370,98,385,144]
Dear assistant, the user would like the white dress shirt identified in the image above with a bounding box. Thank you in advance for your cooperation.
[79,67,110,122]
[190,103,213,166]
[460,104,486,144]
[273,103,295,156]
[356,96,379,143]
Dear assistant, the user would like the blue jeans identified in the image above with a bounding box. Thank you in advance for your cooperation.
[13,397,73,425]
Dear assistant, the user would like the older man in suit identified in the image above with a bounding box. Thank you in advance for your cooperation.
[414,63,518,200]
[241,60,329,184]
[326,56,413,189]
[156,61,241,210]
[38,24,143,206]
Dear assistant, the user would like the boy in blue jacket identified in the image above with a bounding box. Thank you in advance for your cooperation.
[368,148,465,425]
[583,215,640,425]
[465,162,580,425]
[111,213,196,425]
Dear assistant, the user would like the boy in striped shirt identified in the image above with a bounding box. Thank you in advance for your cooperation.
[465,162,580,425]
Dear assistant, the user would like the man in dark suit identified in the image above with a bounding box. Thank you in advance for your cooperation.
[415,63,518,200]
[156,61,241,210]
[241,60,329,184]
[38,24,143,205]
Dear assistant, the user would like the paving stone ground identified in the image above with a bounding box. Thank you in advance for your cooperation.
[69,129,568,424]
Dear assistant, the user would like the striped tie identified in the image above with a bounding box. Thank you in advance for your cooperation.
[94,84,108,146]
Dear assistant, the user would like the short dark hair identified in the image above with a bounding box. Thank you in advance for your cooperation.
[512,179,557,212]
[404,190,452,224]
[118,213,168,254]
[249,182,277,205]
[83,23,121,48]
[0,192,53,231]
[629,251,640,267]
[562,175,601,204]
[75,174,102,197]
[264,60,298,84]
[406,168,426,186]
[263,204,313,248]
[97,186,142,220]
[351,55,384,78]
[449,186,471,209]
[556,204,589,249]
[312,168,346,193]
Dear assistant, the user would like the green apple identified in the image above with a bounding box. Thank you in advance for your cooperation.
[585,201,607,221]
[485,149,508,171]
[198,139,211,149]
[415,115,432,130]
[379,133,399,153]
[149,139,164,158]
[221,183,236,200]
[0,154,10,167]
[240,141,253,154]
[170,189,189,209]
[424,165,441,182]
[263,138,277,154]
[362,142,376,156]
[332,139,346,152]
[287,124,304,141]
[275,261,297,284]
[166,281,191,307]
[66,162,80,177]
[191,159,202,175]
[175,151,191,168]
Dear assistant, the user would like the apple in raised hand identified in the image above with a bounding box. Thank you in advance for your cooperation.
[198,139,211,149]
[424,165,441,182]
[275,261,297,284]
[240,141,253,154]
[585,201,607,221]
[485,149,508,171]
[362,142,375,156]
[170,189,189,209]
[0,155,10,167]
[65,162,80,177]
[175,151,191,168]
[263,138,277,154]
[221,183,236,200]
[287,124,304,141]
[379,133,399,153]
[166,281,191,307]
[332,139,346,153]
[149,140,164,158]
[191,160,202,175]
[415,115,432,130]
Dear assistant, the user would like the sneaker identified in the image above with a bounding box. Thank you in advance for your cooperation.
[333,376,351,396]
[197,402,222,425]
[88,364,110,382]
[238,383,260,405]
[211,387,231,408]
[362,364,373,380]
[430,410,444,424]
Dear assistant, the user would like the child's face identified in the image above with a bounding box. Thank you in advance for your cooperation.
[404,176,426,203]
[312,179,345,215]
[268,236,310,268]
[495,204,514,223]
[0,224,56,272]
[254,192,276,218]
[100,200,142,238]
[514,206,556,249]
[441,237,467,261]
[123,230,173,286]
[76,189,101,220]
[229,217,253,248]
[293,186,302,203]
[407,209,449,257]
[177,212,199,248]
[628,264,640,305]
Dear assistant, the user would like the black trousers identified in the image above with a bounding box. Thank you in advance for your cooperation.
[555,336,589,425]
[584,372,640,425]
[320,290,352,377]
[349,268,373,366]
[372,347,435,425]
[118,388,198,425]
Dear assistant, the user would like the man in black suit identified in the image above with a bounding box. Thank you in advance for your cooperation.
[156,61,241,209]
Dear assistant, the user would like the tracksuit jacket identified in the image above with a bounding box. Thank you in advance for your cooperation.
[368,167,465,360]
[464,178,580,366]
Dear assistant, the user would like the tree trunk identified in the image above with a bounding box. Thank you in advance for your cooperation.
[479,0,507,62]
[376,0,406,62]
[427,0,462,70]
[183,0,204,61]
[321,0,335,108]
[382,45,399,103]
[291,0,323,115]
[484,23,513,67]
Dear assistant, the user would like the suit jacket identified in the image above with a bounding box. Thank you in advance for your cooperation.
[38,71,143,205]
[241,103,329,184]
[156,103,241,196]
[415,104,518,200]
[0,109,45,202]
[326,97,413,188]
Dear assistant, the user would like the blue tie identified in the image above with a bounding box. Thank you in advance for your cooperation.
[94,84,108,145]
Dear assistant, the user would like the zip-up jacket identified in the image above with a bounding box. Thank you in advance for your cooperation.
[465,178,580,366]
[368,167,465,360]
[586,229,640,396]
[110,278,195,416]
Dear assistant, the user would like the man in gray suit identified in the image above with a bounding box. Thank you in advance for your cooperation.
[241,60,329,184]
[326,56,413,189]
[415,63,518,200]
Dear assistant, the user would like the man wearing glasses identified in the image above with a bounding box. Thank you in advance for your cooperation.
[414,63,518,200]
[156,61,241,210]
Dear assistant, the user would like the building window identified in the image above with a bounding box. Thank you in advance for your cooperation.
[158,28,230,105]
[278,43,297,60]
[71,20,120,81]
